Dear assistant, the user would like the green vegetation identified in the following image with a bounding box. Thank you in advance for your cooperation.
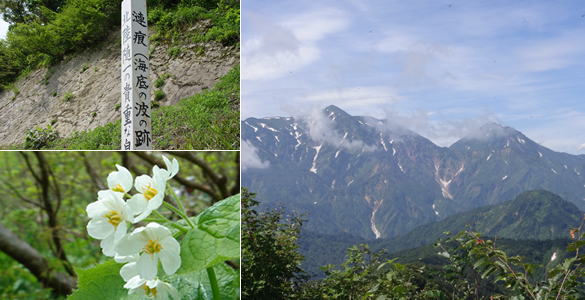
[148,0,240,47]
[61,92,73,102]
[154,89,165,100]
[244,189,585,299]
[3,66,239,150]
[10,86,18,101]
[52,91,57,97]
[24,124,59,149]
[0,0,239,92]
[241,189,310,298]
[168,45,181,58]
[79,62,89,73]
[50,118,57,125]
[0,152,239,298]
[154,73,170,88]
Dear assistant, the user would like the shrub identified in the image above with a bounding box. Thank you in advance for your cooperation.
[24,124,59,149]
[154,89,165,101]
[62,92,73,102]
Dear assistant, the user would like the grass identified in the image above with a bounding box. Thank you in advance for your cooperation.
[1,66,240,150]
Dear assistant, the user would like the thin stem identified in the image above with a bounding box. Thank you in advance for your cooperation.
[167,222,189,234]
[207,267,221,300]
[167,182,187,215]
[152,210,170,222]
[163,202,195,229]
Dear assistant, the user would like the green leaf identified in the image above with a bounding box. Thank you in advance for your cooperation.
[170,263,239,300]
[179,194,240,273]
[68,260,126,300]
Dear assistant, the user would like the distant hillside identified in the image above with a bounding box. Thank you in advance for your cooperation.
[298,190,582,275]
[243,105,585,239]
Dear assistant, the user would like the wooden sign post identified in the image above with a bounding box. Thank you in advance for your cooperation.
[121,0,152,150]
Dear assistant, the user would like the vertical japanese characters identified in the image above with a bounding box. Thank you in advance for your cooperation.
[121,0,152,150]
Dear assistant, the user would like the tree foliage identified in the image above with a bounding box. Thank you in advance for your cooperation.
[244,189,585,299]
[241,189,310,299]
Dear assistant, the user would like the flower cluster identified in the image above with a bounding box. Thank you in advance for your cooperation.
[86,156,181,299]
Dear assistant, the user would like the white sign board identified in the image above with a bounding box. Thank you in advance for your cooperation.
[121,0,152,150]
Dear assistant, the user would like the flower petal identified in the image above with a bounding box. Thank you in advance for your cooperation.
[137,253,159,280]
[87,219,114,239]
[127,194,148,216]
[159,240,181,276]
[120,262,139,282]
[116,232,145,256]
[100,234,117,257]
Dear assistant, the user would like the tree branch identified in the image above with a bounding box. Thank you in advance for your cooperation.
[0,223,76,296]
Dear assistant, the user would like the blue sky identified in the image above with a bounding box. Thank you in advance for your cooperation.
[241,0,585,154]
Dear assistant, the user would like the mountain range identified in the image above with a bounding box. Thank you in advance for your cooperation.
[242,105,585,240]
[298,190,580,275]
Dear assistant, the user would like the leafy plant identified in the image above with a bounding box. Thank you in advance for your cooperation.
[50,118,57,125]
[24,124,59,149]
[80,62,90,73]
[62,92,73,102]
[154,73,170,88]
[168,46,181,59]
[114,103,120,111]
[241,189,310,298]
[52,91,57,97]
[154,89,165,100]
[70,160,240,299]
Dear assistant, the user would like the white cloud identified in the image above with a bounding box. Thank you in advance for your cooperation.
[241,140,270,171]
[299,107,376,152]
[242,8,349,81]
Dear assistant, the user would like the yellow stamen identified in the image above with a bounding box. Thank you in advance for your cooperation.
[143,239,163,256]
[143,183,158,201]
[111,183,125,193]
[142,284,158,298]
[105,211,122,228]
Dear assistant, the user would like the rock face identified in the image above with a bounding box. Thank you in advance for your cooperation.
[0,23,239,147]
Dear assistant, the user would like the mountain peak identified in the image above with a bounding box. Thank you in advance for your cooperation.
[450,122,531,151]
[323,105,352,119]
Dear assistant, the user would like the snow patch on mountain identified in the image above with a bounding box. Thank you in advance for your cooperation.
[371,199,383,239]
[245,122,258,132]
[259,122,279,132]
[310,144,323,173]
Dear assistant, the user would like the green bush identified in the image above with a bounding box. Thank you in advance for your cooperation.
[62,92,73,102]
[154,89,165,100]
[24,124,59,149]
[52,91,57,97]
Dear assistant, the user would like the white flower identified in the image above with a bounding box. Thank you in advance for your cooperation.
[127,169,168,222]
[107,165,133,194]
[86,190,134,256]
[119,256,179,300]
[116,223,181,280]
[125,276,180,300]
[162,156,179,180]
